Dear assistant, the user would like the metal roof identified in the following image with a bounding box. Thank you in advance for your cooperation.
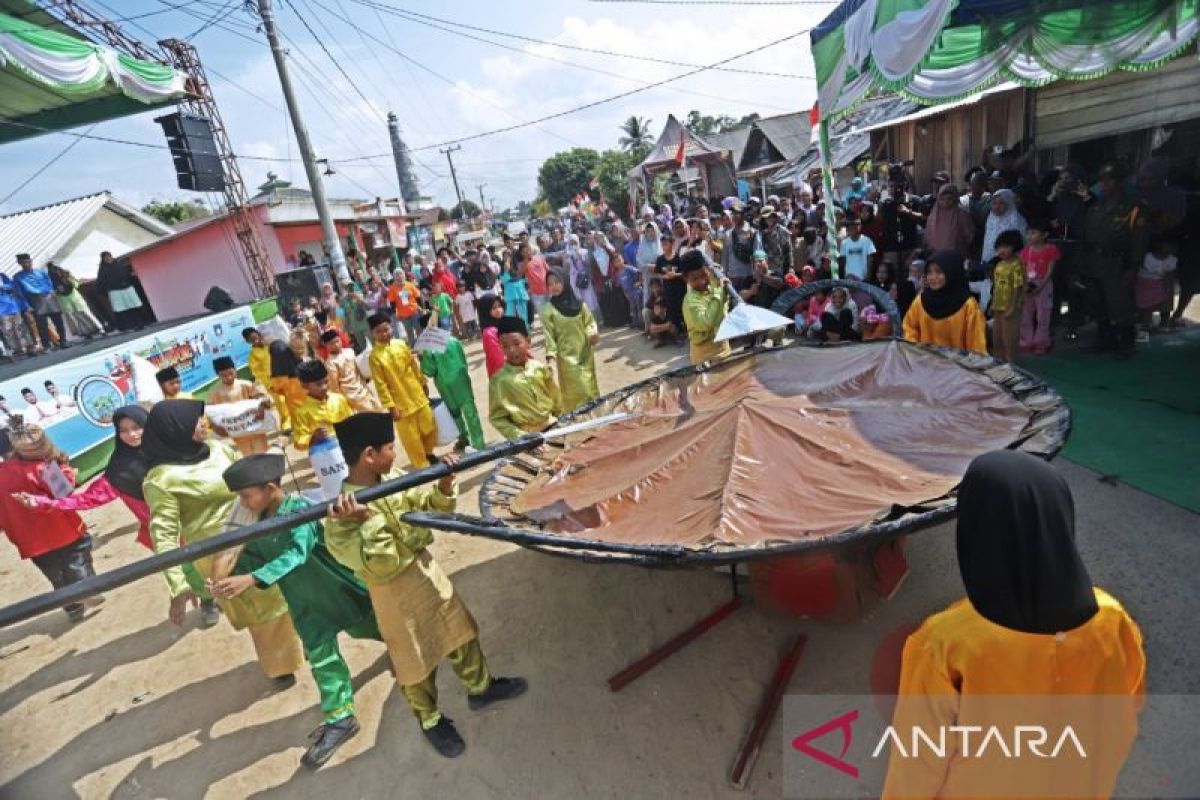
[0,191,173,277]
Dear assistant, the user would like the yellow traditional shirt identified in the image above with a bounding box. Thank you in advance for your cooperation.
[247,343,272,387]
[991,257,1026,316]
[324,472,457,585]
[488,359,562,439]
[325,348,379,412]
[883,588,1144,800]
[143,441,290,628]
[902,295,988,355]
[292,391,354,450]
[369,339,429,417]
[682,283,732,364]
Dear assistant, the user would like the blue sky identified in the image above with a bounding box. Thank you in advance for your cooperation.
[0,0,832,215]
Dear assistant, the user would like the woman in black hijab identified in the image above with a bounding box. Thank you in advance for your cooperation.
[268,340,305,435]
[883,450,1145,799]
[141,399,210,468]
[900,249,987,354]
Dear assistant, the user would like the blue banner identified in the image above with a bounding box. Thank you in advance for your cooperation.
[1,306,257,457]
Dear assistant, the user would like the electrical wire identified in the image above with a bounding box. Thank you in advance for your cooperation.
[354,0,812,79]
[185,0,239,40]
[346,0,800,112]
[0,125,94,206]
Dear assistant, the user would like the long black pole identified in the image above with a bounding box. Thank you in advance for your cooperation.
[0,433,544,630]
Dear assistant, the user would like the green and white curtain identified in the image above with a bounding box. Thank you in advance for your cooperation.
[812,0,1199,123]
[0,11,185,105]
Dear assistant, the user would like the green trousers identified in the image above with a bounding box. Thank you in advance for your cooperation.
[307,618,383,722]
[400,638,491,730]
[446,397,485,450]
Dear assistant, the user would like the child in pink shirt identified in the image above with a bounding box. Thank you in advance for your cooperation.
[1018,219,1060,354]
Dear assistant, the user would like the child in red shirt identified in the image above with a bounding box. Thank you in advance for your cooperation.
[0,421,96,621]
[1018,219,1060,354]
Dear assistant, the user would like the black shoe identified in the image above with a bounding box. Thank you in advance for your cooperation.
[467,676,528,711]
[272,673,297,690]
[200,598,220,627]
[423,717,465,758]
[66,605,86,623]
[301,715,360,768]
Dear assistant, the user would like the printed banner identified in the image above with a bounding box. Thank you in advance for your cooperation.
[414,325,453,354]
[206,398,277,437]
[0,306,257,457]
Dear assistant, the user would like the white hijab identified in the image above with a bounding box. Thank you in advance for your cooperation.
[982,189,1027,262]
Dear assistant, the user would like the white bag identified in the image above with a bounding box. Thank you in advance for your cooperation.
[431,399,460,446]
[356,348,372,379]
[257,314,291,345]
[308,436,349,501]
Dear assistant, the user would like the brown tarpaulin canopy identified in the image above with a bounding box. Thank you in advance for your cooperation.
[502,341,1067,554]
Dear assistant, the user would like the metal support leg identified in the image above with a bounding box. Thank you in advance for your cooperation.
[729,633,808,789]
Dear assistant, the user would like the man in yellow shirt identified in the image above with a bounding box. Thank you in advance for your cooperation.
[325,412,526,758]
[365,312,437,468]
[679,251,732,364]
[243,327,290,431]
[292,359,354,451]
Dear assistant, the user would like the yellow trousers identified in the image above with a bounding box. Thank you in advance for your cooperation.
[247,613,305,678]
[396,405,438,468]
[400,638,491,729]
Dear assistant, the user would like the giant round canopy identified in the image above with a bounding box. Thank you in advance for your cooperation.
[469,341,1069,564]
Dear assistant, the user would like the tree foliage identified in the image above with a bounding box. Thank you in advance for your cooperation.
[683,110,760,137]
[595,147,647,221]
[618,116,654,152]
[450,199,481,220]
[141,199,209,226]
[537,147,601,209]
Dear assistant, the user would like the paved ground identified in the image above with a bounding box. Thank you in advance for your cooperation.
[0,321,1196,799]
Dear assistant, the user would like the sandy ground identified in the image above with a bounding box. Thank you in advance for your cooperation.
[1,320,1198,799]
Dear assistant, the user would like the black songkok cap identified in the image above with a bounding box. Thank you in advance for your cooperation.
[496,316,528,337]
[212,356,236,373]
[222,452,286,491]
[334,412,395,455]
[296,359,328,383]
[366,312,391,330]
[155,366,180,384]
[320,328,341,343]
[678,249,708,275]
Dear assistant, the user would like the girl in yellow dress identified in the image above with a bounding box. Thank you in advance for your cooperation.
[539,267,599,413]
[901,249,987,354]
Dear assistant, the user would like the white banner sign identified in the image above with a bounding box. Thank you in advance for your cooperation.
[206,399,277,437]
[414,325,453,354]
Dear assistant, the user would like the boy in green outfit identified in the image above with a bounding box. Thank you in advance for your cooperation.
[210,452,381,768]
[325,412,527,758]
[419,334,485,451]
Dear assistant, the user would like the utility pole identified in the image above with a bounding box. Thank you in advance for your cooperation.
[257,0,349,285]
[387,112,420,211]
[440,144,464,212]
[476,183,487,212]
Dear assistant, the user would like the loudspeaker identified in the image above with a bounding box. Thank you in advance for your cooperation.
[156,112,225,192]
[203,285,235,312]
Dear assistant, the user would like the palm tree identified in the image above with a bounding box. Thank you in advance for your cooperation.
[618,116,654,152]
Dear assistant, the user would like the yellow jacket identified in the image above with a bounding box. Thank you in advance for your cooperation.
[324,472,457,585]
[292,391,354,450]
[488,359,561,439]
[369,339,428,417]
[248,343,272,387]
[682,283,732,364]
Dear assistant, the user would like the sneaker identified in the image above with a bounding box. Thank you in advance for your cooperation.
[272,673,297,690]
[301,715,360,768]
[199,598,220,627]
[423,717,465,758]
[467,676,528,711]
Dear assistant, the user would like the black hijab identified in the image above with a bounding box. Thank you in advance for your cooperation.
[142,399,210,468]
[920,249,972,320]
[96,257,134,293]
[106,405,150,500]
[269,340,299,378]
[956,451,1099,635]
[547,267,582,317]
[477,294,504,329]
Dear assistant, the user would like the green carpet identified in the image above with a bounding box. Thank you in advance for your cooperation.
[1024,329,1200,512]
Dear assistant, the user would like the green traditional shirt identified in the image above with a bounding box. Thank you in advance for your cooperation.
[419,336,474,409]
[324,471,457,585]
[234,493,375,650]
[538,302,600,413]
[682,283,732,364]
[488,359,562,440]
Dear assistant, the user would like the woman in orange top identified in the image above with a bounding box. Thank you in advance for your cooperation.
[901,249,987,354]
[883,451,1145,800]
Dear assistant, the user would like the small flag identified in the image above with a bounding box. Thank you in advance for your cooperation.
[674,129,687,166]
[588,176,599,191]
[808,102,821,127]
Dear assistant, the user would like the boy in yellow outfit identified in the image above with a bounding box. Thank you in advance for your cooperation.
[292,359,354,451]
[325,412,527,758]
[488,316,562,439]
[365,312,437,468]
[680,250,733,365]
[243,327,290,432]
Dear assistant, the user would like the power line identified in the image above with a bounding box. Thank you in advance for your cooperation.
[186,0,239,40]
[284,0,384,123]
[588,0,835,5]
[355,0,812,79]
[346,0,800,112]
[0,125,94,206]
[336,25,814,160]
